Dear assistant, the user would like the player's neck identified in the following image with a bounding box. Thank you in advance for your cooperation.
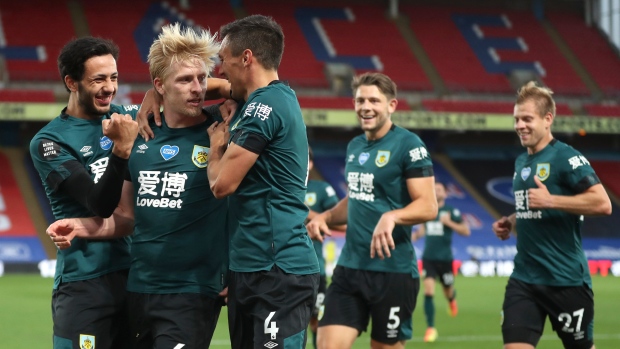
[66,94,101,121]
[162,109,207,128]
[437,199,445,208]
[527,133,554,155]
[244,68,279,101]
[365,120,393,141]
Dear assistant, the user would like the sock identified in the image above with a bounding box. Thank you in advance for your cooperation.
[312,329,317,349]
[424,295,435,328]
[449,289,457,302]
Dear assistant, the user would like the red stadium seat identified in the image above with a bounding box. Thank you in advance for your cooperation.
[549,12,620,98]
[0,89,55,102]
[583,104,620,118]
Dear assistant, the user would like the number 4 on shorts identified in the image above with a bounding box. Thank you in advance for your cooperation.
[264,311,280,339]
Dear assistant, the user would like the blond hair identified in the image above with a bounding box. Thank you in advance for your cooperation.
[516,81,556,118]
[148,23,219,85]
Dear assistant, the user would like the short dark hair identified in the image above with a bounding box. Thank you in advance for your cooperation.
[58,37,119,92]
[220,15,284,70]
[351,72,397,100]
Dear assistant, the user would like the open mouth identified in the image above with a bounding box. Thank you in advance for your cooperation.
[187,98,203,107]
[95,95,112,105]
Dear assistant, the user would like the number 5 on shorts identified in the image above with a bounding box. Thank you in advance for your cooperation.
[387,307,401,330]
[264,311,279,339]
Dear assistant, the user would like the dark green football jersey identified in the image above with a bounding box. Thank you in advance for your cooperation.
[338,124,433,276]
[421,204,463,261]
[29,104,139,288]
[305,179,339,275]
[227,82,319,274]
[511,139,600,287]
[127,115,228,297]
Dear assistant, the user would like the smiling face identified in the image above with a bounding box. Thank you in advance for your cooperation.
[155,58,207,119]
[74,54,118,118]
[514,99,553,154]
[218,36,245,101]
[353,84,397,140]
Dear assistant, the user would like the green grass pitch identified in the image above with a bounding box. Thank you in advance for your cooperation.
[1,274,618,348]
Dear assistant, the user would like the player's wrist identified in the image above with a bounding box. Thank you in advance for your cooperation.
[111,145,132,159]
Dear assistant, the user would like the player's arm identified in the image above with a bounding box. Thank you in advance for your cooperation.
[528,177,611,216]
[206,123,259,198]
[371,176,438,259]
[205,77,232,100]
[48,181,135,249]
[387,176,438,226]
[306,197,349,242]
[440,212,470,237]
[306,208,347,231]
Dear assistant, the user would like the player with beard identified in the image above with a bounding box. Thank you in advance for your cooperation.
[30,37,139,349]
[306,72,437,349]
[47,24,229,348]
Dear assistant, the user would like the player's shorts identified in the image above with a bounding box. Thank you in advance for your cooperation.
[318,266,420,344]
[313,274,327,317]
[52,269,131,349]
[422,260,454,287]
[128,291,223,349]
[228,265,319,349]
[502,278,595,349]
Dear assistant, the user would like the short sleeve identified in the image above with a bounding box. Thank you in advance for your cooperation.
[30,131,80,191]
[114,104,140,119]
[402,133,433,178]
[235,98,279,142]
[451,207,463,223]
[323,184,339,210]
[559,148,600,193]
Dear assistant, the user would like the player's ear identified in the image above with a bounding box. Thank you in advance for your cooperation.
[65,75,77,92]
[153,77,165,96]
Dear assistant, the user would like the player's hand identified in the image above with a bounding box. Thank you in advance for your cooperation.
[492,216,512,241]
[218,287,228,305]
[439,212,452,225]
[103,113,139,159]
[46,219,77,250]
[137,89,162,141]
[306,214,332,243]
[370,214,396,259]
[207,119,231,152]
[220,99,238,123]
[528,176,553,209]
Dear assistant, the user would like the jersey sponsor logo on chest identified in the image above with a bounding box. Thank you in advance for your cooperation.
[136,170,187,209]
[160,145,180,160]
[99,136,113,150]
[520,167,531,181]
[358,152,370,165]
